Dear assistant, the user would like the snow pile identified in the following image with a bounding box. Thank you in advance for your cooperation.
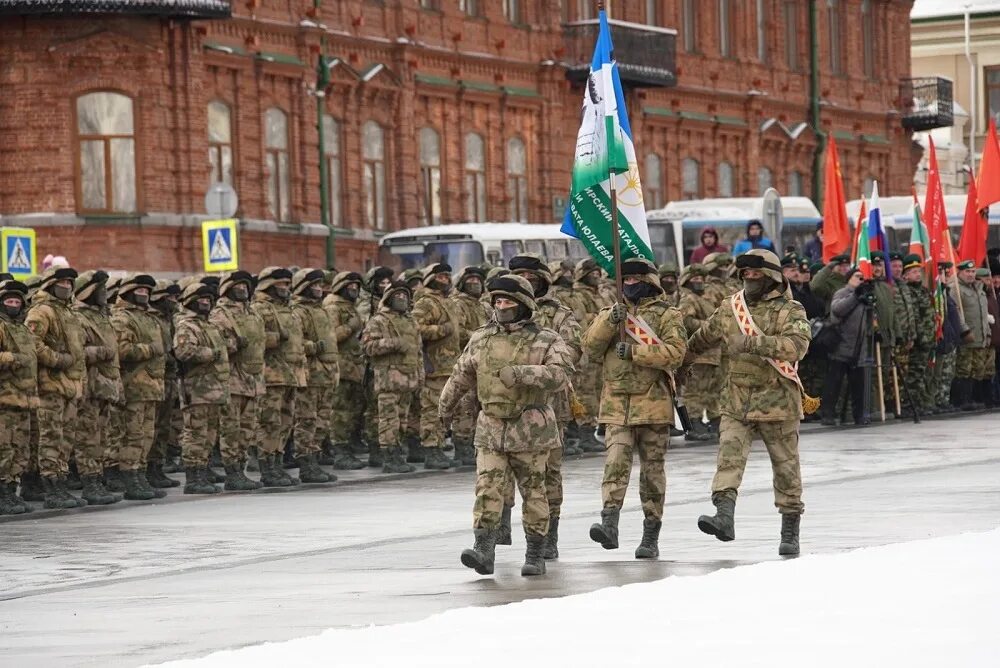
[155,530,1000,668]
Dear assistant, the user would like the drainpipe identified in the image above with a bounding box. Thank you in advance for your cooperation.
[965,6,976,175]
[809,0,824,205]
[316,1,334,268]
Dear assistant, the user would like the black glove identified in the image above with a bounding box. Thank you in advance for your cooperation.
[212,348,223,362]
[278,328,289,342]
[615,342,633,360]
[235,334,248,350]
[315,340,327,355]
[873,331,883,344]
[610,303,627,324]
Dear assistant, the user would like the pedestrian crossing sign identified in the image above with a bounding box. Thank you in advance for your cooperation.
[201,219,239,272]
[1,227,36,278]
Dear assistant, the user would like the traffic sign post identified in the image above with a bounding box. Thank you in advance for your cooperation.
[201,219,239,273]
[1,227,37,278]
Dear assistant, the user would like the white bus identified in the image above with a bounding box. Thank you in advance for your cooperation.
[377,223,591,272]
[846,195,1000,254]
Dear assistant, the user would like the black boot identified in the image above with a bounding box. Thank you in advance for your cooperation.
[183,467,220,495]
[205,465,226,484]
[960,378,978,411]
[497,504,513,546]
[578,427,604,453]
[259,453,289,487]
[708,417,721,434]
[778,513,801,556]
[19,470,45,503]
[162,448,183,473]
[685,420,713,442]
[404,435,424,463]
[55,476,87,507]
[224,463,262,491]
[542,516,560,560]
[982,379,996,409]
[0,481,29,515]
[521,534,547,576]
[423,447,452,470]
[122,470,155,501]
[318,439,336,466]
[245,447,260,473]
[297,454,335,483]
[563,422,583,455]
[103,466,126,493]
[136,469,167,498]
[634,518,662,559]
[453,438,477,467]
[66,460,83,490]
[81,474,120,505]
[42,476,79,509]
[589,507,620,549]
[331,443,366,470]
[382,446,416,474]
[460,528,497,575]
[368,439,384,468]
[276,454,300,486]
[146,461,180,488]
[697,496,736,542]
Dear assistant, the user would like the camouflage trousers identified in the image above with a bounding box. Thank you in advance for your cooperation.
[420,376,448,450]
[0,407,30,483]
[377,389,419,449]
[151,378,179,464]
[685,363,722,421]
[104,403,124,468]
[36,393,79,477]
[601,423,669,521]
[574,357,603,428]
[258,386,296,456]
[474,447,549,537]
[73,399,112,476]
[957,346,995,380]
[903,347,934,413]
[451,391,479,443]
[932,350,957,406]
[118,400,157,472]
[329,379,364,447]
[294,386,328,457]
[220,393,259,464]
[181,403,223,467]
[713,416,803,515]
[503,422,568,517]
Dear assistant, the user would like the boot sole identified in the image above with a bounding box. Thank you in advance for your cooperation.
[778,544,800,556]
[697,516,735,542]
[520,566,546,576]
[589,524,618,550]
[460,550,494,575]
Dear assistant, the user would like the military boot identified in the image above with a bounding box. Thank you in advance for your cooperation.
[708,417,722,435]
[578,427,604,453]
[258,453,289,488]
[496,504,513,546]
[521,535,547,576]
[275,454,300,486]
[205,466,226,484]
[297,454,335,484]
[685,420,712,443]
[453,438,476,467]
[0,481,29,515]
[404,434,425,463]
[19,470,45,503]
[697,496,736,542]
[589,507,620,549]
[778,513,801,556]
[245,447,261,473]
[55,477,87,507]
[331,443,366,470]
[224,463,262,491]
[122,470,156,501]
[460,528,497,575]
[368,439,384,468]
[146,461,180,488]
[162,450,183,474]
[959,378,978,411]
[382,446,416,474]
[66,460,83,490]
[42,476,80,509]
[184,467,220,495]
[423,447,451,470]
[563,421,582,455]
[634,519,662,559]
[136,469,167,499]
[542,516,560,560]
[318,439,336,466]
[80,475,121,506]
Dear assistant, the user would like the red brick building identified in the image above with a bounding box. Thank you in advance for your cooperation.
[0,0,945,273]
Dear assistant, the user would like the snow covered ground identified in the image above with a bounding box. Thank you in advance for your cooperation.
[156,529,1000,668]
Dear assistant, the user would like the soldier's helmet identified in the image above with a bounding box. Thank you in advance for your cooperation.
[0,279,28,306]
[453,265,486,289]
[218,270,254,298]
[117,273,156,298]
[256,266,293,292]
[364,266,395,291]
[421,262,452,286]
[485,273,538,313]
[151,279,181,302]
[330,271,363,295]
[291,268,326,297]
[0,272,12,283]
[179,281,215,308]
[378,280,413,309]
[735,249,784,285]
[658,262,679,278]
[38,265,79,293]
[24,275,43,302]
[74,270,109,302]
[485,266,510,282]
[574,258,599,282]
[715,252,735,267]
[547,260,572,283]
[620,257,663,293]
[508,253,552,297]
[678,263,705,287]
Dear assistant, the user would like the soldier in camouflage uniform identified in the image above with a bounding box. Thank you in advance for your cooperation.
[361,282,421,474]
[687,249,811,556]
[250,267,303,487]
[584,259,687,559]
[111,274,167,501]
[658,262,681,308]
[210,271,265,490]
[547,260,575,305]
[173,283,229,494]
[357,266,395,466]
[412,262,462,470]
[401,268,423,295]
[290,268,339,484]
[932,262,961,412]
[899,256,936,416]
[891,257,918,416]
[26,266,87,509]
[0,280,36,515]
[448,266,490,467]
[322,271,367,470]
[955,260,992,409]
[677,264,721,441]
[71,270,123,506]
[442,274,574,576]
[147,280,183,489]
[568,258,611,452]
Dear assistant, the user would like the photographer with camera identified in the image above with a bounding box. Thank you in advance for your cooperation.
[820,268,874,426]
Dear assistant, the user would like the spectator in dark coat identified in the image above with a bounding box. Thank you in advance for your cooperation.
[803,222,824,264]
[820,269,872,426]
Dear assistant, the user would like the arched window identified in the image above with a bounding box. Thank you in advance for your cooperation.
[718,161,735,197]
[419,127,442,226]
[322,115,342,228]
[861,0,875,78]
[644,154,664,209]
[208,100,233,187]
[788,170,804,197]
[465,133,487,222]
[264,107,290,222]
[682,158,701,200]
[827,0,844,75]
[683,0,698,53]
[756,0,768,63]
[719,0,734,58]
[76,91,136,213]
[757,166,773,195]
[507,137,528,223]
[362,121,386,229]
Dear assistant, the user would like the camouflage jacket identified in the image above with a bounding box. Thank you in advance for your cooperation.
[704,276,732,309]
[902,282,936,350]
[583,298,687,426]
[323,294,364,384]
[25,291,86,399]
[871,279,898,346]
[893,282,918,346]
[679,288,721,366]
[72,302,123,404]
[210,297,265,398]
[810,263,847,312]
[111,300,166,402]
[535,297,583,422]
[568,282,609,332]
[548,284,574,305]
[356,289,376,325]
[688,290,811,422]
[439,319,574,453]
[448,291,490,350]
[412,288,462,378]
[173,310,230,406]
[361,305,424,394]
[251,292,306,388]
[958,281,991,347]
[662,290,681,308]
[0,312,38,409]
[292,298,340,388]
[149,308,178,381]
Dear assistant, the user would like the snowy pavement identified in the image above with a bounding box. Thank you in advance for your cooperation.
[1,414,998,667]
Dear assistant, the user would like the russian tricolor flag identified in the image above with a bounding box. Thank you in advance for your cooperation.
[867,181,893,284]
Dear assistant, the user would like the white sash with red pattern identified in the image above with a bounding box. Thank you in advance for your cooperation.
[729,290,806,395]
[625,312,661,346]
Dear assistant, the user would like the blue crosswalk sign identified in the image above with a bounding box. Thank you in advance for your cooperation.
[1,228,36,278]
[201,219,239,272]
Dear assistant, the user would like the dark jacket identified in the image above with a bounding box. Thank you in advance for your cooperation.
[803,235,823,263]
[830,284,867,365]
[988,288,1000,350]
[689,226,729,264]
[792,283,825,320]
[937,294,962,356]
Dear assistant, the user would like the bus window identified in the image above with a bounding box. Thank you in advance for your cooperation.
[647,222,678,265]
[545,239,569,260]
[525,239,545,256]
[425,240,485,269]
[780,223,820,257]
[487,250,502,266]
[501,240,522,264]
[377,243,423,272]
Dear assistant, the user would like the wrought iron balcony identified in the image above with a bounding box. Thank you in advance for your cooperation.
[562,19,677,89]
[900,77,954,131]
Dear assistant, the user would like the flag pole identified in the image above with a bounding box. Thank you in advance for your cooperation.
[598,0,625,341]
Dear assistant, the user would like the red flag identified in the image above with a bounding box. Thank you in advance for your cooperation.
[851,197,867,265]
[924,137,947,287]
[977,119,1000,211]
[958,176,987,266]
[821,136,851,262]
